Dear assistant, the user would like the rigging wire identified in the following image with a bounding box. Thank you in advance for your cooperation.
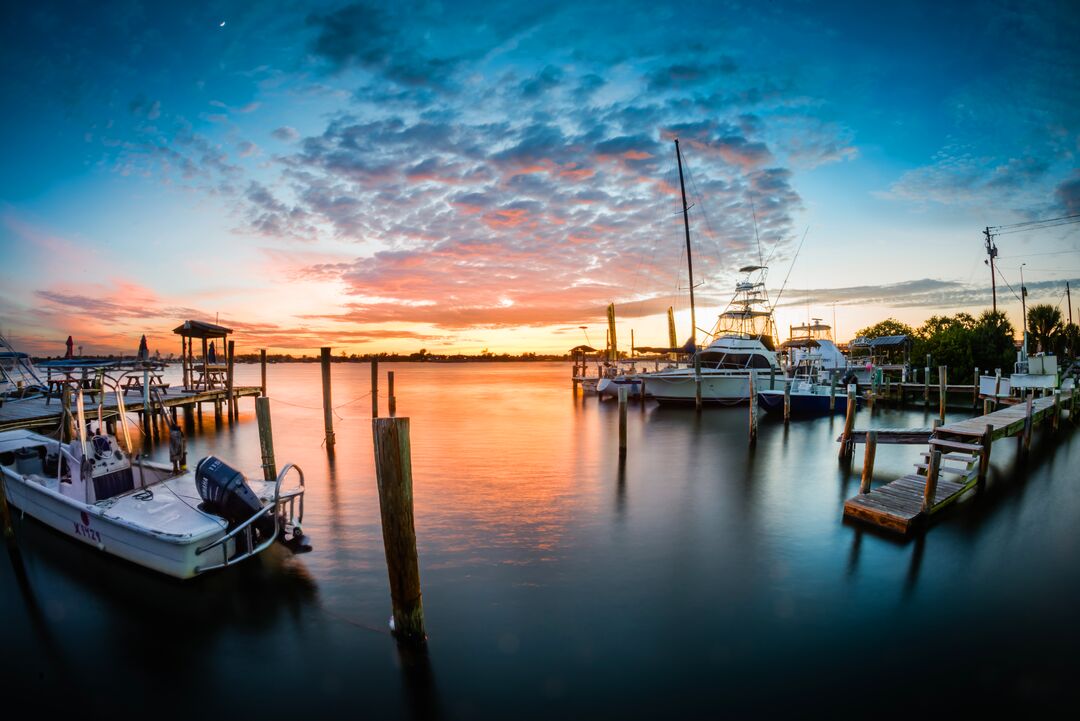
[771,227,810,310]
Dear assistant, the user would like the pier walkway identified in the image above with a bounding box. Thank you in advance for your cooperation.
[844,389,1076,535]
[0,386,261,433]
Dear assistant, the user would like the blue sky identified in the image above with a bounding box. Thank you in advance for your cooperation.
[1,0,1078,354]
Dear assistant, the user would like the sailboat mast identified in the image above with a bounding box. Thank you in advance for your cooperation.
[675,139,697,346]
[675,138,703,412]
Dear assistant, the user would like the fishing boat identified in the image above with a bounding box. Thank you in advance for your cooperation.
[780,319,846,379]
[0,381,308,579]
[756,359,855,417]
[0,334,47,400]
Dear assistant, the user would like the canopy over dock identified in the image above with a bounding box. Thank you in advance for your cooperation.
[173,320,233,392]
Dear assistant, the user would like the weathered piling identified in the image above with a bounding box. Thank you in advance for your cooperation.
[372,417,426,644]
[783,379,791,425]
[371,359,380,418]
[938,365,947,423]
[618,386,628,460]
[838,384,856,461]
[388,371,397,417]
[859,430,878,494]
[260,349,267,397]
[748,373,758,446]
[983,398,993,416]
[978,424,992,485]
[923,358,931,406]
[320,347,335,450]
[227,339,236,421]
[255,396,277,482]
[1022,393,1034,453]
[922,449,941,512]
[829,373,837,411]
[1053,389,1061,432]
[972,368,980,407]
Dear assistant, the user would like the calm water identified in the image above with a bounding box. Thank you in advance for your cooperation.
[3,362,1080,717]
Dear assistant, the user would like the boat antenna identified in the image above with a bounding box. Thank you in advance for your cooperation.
[771,226,810,310]
[750,191,764,268]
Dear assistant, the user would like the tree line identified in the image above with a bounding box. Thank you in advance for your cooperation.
[853,305,1078,377]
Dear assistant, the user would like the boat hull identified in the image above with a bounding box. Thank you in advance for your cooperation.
[642,369,781,404]
[757,389,853,416]
[3,476,232,579]
[597,377,643,399]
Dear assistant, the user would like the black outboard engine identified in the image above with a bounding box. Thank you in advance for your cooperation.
[195,456,276,540]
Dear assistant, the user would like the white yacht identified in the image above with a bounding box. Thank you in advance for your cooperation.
[780,319,846,380]
[641,266,783,405]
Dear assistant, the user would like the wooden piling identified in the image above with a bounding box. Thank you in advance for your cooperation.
[922,449,941,512]
[388,371,397,417]
[938,365,947,423]
[255,396,277,482]
[748,373,758,446]
[972,368,980,407]
[372,417,426,644]
[838,384,856,462]
[978,424,992,485]
[783,379,791,425]
[923,359,930,406]
[618,386,628,460]
[371,359,380,418]
[983,398,993,416]
[260,349,267,397]
[829,373,837,411]
[1053,389,1061,432]
[859,430,878,494]
[226,339,236,421]
[1022,393,1034,453]
[320,347,335,450]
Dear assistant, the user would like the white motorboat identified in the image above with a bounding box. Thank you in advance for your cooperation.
[0,334,47,400]
[0,384,307,579]
[780,319,846,379]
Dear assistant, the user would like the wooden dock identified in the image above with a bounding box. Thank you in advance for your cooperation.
[0,386,261,433]
[844,389,1076,535]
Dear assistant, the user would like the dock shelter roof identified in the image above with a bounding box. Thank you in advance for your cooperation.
[850,334,911,348]
[172,320,233,339]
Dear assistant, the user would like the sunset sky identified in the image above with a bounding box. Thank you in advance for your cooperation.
[2,1,1078,356]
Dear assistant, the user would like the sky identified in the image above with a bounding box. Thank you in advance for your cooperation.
[1,0,1079,357]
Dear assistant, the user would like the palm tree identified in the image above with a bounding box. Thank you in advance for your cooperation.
[1026,304,1063,354]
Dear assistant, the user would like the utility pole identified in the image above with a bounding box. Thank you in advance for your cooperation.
[1020,263,1028,358]
[984,227,998,313]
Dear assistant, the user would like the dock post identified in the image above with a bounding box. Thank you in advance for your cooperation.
[924,358,930,406]
[320,347,335,450]
[1053,389,1061,432]
[829,373,837,411]
[748,373,758,446]
[618,386,628,460]
[938,365,947,423]
[922,449,941,512]
[372,417,427,645]
[838,384,856,462]
[783,379,791,425]
[983,398,993,416]
[859,430,877,494]
[978,424,992,485]
[372,359,380,418]
[226,339,236,422]
[1022,393,1034,453]
[388,371,396,417]
[972,368,980,408]
[183,404,194,427]
[255,396,277,482]
[260,349,267,396]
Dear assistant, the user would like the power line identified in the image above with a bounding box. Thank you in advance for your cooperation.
[989,212,1080,233]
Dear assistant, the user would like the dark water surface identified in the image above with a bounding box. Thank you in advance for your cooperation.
[4,362,1080,717]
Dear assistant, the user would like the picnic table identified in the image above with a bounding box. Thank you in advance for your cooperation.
[122,372,170,395]
[192,365,228,391]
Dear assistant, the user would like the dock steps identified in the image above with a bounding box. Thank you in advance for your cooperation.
[928,438,984,453]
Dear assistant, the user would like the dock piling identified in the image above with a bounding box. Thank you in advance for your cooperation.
[227,339,236,422]
[260,349,267,397]
[938,365,947,423]
[923,359,930,406]
[829,373,837,411]
[1022,393,1034,453]
[320,347,335,450]
[372,359,379,418]
[978,424,992,485]
[783,379,791,425]
[749,373,758,446]
[838,384,856,462]
[388,371,397,417]
[255,396,277,482]
[372,417,426,645]
[860,430,878,494]
[972,368,980,407]
[618,386,628,460]
[921,449,941,513]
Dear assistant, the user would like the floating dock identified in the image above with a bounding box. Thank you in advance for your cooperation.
[844,389,1076,535]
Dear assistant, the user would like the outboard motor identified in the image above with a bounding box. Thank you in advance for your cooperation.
[195,456,276,540]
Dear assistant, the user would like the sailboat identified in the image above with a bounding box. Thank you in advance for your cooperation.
[639,140,783,405]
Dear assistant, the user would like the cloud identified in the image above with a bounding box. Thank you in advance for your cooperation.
[780,277,1080,310]
[1055,172,1080,214]
[272,126,300,142]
